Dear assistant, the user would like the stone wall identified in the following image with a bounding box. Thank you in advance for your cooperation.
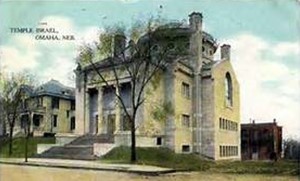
[212,60,241,160]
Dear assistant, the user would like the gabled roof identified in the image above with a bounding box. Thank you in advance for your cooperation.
[34,79,75,100]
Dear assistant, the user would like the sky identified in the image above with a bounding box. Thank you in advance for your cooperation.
[0,0,299,139]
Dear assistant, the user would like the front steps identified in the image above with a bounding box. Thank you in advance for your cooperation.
[36,134,114,160]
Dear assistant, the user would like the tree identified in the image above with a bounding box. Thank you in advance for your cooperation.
[0,72,34,156]
[77,18,180,162]
[284,138,300,160]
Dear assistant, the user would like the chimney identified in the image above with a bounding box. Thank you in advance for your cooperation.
[189,12,203,31]
[273,118,276,124]
[221,44,231,60]
[113,34,126,56]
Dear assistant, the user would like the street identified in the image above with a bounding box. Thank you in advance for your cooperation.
[0,164,298,181]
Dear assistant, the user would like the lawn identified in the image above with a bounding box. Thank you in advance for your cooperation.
[101,146,300,176]
[0,136,55,158]
[101,146,212,171]
[211,160,300,176]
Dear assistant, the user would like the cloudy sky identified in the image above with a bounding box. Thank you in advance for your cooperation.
[0,0,299,138]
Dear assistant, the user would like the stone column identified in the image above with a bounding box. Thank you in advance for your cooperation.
[84,89,90,134]
[115,85,121,133]
[97,86,104,134]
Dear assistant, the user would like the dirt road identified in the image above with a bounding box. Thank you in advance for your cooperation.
[0,164,298,181]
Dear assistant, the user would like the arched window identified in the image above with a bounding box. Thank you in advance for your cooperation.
[225,72,233,106]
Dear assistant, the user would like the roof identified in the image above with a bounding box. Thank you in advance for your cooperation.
[241,121,282,128]
[34,79,75,100]
[139,25,217,49]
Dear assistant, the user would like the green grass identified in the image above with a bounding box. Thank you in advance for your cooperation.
[101,146,212,171]
[211,160,300,176]
[101,146,300,175]
[0,137,55,158]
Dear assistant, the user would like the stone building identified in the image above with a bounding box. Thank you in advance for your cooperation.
[241,120,282,160]
[75,12,240,160]
[19,79,75,136]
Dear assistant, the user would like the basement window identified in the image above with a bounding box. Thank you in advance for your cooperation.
[156,137,162,146]
[182,145,190,152]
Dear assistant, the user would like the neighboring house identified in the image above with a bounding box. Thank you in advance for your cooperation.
[19,79,76,136]
[75,12,240,160]
[241,120,282,160]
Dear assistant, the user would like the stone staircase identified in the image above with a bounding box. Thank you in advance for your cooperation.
[36,134,114,160]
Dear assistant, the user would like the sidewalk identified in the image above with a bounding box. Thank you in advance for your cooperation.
[0,158,175,175]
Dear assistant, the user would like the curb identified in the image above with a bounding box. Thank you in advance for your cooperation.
[0,160,176,176]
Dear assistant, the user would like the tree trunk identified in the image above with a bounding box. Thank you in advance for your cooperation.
[8,126,13,156]
[130,114,137,163]
[131,128,136,163]
[24,134,28,162]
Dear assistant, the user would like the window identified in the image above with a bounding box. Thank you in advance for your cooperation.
[182,145,190,152]
[182,114,190,127]
[222,118,225,129]
[21,115,28,128]
[181,82,190,99]
[225,73,233,106]
[36,97,43,107]
[121,115,131,131]
[219,117,238,132]
[52,97,59,109]
[66,110,70,118]
[157,137,162,146]
[71,100,75,110]
[220,146,223,157]
[220,145,238,157]
[70,117,75,130]
[33,114,42,127]
[53,115,58,127]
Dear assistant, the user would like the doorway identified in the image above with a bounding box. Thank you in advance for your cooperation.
[107,114,116,136]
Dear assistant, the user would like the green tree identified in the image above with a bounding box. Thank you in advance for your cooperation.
[0,72,34,156]
[77,18,181,162]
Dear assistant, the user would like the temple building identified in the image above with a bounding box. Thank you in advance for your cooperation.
[75,12,240,160]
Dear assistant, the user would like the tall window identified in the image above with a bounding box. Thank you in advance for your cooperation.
[70,117,75,130]
[71,100,75,110]
[52,97,60,109]
[53,115,58,127]
[225,73,233,106]
[181,82,190,99]
[121,115,131,131]
[182,114,190,127]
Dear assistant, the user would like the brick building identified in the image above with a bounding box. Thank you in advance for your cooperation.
[241,120,282,160]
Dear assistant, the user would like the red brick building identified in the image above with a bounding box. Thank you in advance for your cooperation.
[241,120,282,160]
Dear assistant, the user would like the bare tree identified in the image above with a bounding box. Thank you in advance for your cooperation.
[0,72,34,156]
[284,138,300,160]
[77,18,180,162]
